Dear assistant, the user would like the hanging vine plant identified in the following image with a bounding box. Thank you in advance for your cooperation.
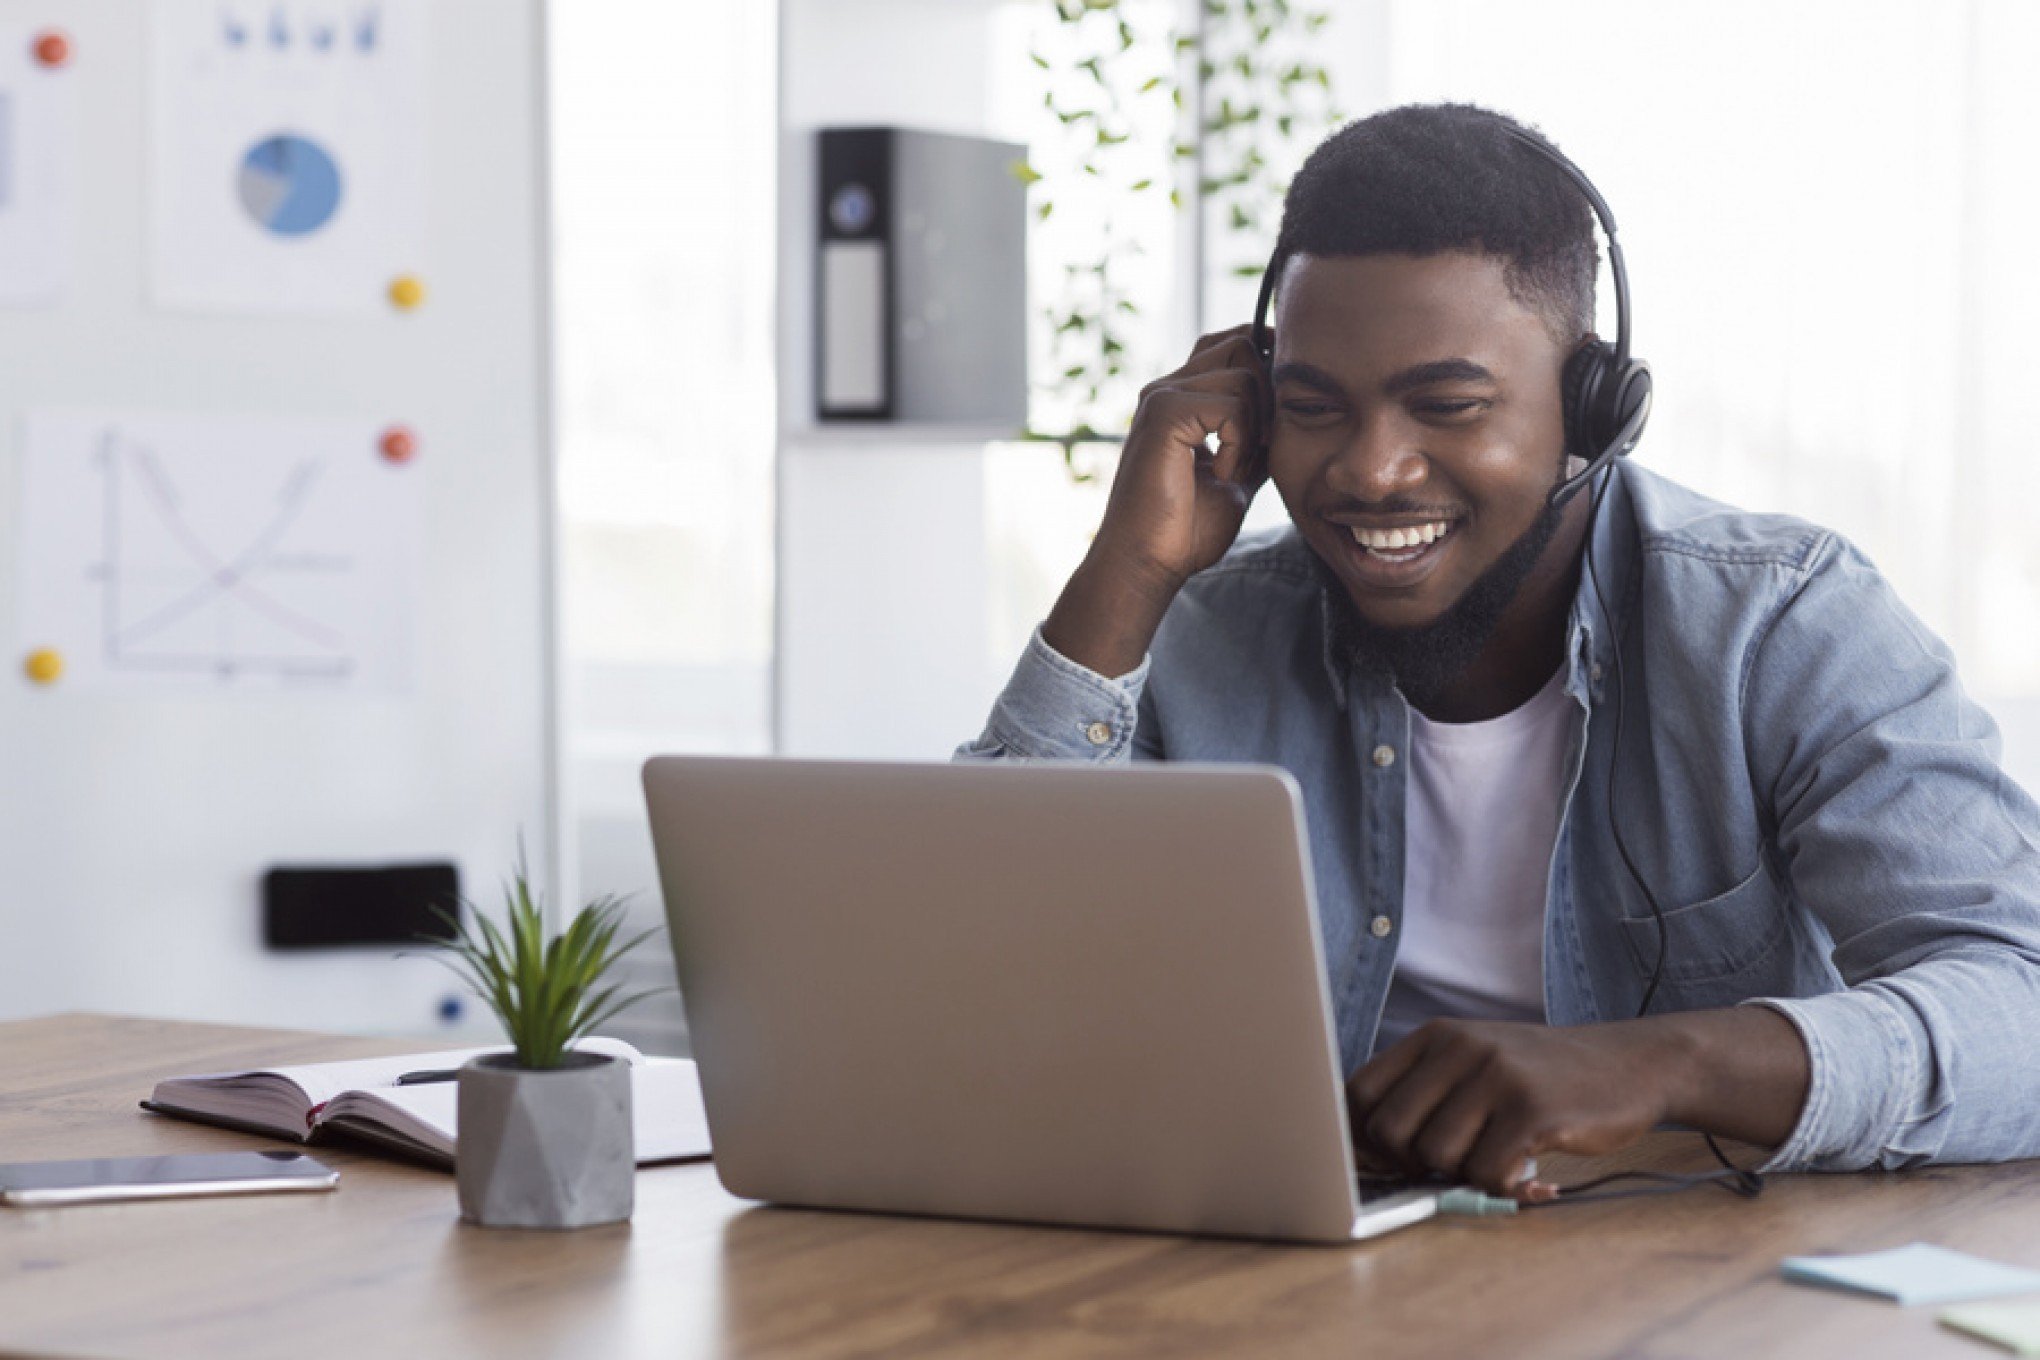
[1014,0,1341,478]
[1194,1,1340,280]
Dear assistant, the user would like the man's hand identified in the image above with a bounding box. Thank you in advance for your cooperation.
[1347,1019,1676,1201]
[1345,1008,1811,1200]
[1097,324,1272,589]
[1042,326,1271,678]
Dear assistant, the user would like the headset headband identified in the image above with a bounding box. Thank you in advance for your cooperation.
[1251,125,1630,371]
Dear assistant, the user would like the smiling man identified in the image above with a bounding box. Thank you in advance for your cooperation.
[960,103,2040,1199]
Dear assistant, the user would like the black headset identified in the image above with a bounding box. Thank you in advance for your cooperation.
[1246,123,1653,506]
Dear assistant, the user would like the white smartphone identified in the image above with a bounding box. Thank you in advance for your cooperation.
[0,1150,339,1206]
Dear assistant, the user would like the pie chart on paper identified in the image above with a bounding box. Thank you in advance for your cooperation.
[236,134,344,236]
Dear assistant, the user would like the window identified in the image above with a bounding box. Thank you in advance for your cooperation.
[548,0,778,1047]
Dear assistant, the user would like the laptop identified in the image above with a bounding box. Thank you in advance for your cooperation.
[641,755,1444,1244]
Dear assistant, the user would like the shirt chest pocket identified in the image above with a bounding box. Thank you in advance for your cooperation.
[1618,859,1793,989]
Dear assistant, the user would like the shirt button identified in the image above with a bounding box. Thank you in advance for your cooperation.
[1371,744,1396,768]
[1084,721,1113,746]
[1590,663,1604,683]
[1370,915,1395,938]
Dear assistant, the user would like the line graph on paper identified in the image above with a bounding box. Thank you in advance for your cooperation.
[15,412,417,693]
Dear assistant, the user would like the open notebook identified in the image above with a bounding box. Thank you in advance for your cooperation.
[141,1037,713,1172]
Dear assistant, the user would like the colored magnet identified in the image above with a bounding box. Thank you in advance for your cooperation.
[379,425,417,464]
[23,648,64,685]
[32,30,71,68]
[388,274,427,310]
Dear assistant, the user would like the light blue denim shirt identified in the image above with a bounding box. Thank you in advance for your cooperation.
[959,460,2040,1174]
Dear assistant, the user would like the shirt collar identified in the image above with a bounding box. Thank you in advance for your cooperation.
[1564,461,1641,707]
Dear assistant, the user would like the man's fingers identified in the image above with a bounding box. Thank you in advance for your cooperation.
[1346,1029,1435,1113]
[1181,323,1256,369]
[1175,330,1268,390]
[1410,1074,1499,1181]
[1152,368,1260,402]
[1136,381,1260,486]
[1352,1035,1490,1172]
[1170,369,1269,487]
[1352,1146,1401,1177]
[1462,1111,1545,1196]
[1207,430,1266,496]
[1157,329,1272,458]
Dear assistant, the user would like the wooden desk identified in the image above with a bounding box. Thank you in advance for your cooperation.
[2,1014,2035,1359]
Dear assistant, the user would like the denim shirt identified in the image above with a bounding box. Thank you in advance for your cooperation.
[959,461,2040,1174]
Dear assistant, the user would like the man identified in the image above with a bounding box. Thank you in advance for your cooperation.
[960,103,2040,1200]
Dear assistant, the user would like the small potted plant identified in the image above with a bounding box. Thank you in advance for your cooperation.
[431,858,662,1229]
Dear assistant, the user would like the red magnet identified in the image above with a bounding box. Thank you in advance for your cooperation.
[379,426,417,464]
[32,30,71,68]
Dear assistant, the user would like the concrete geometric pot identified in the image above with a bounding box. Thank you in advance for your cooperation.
[456,1051,634,1229]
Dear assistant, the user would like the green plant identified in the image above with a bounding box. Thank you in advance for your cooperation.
[1018,0,1340,473]
[1017,2,1174,468]
[1194,0,1339,280]
[428,858,664,1070]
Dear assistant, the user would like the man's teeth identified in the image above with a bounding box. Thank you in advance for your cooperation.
[1348,521,1453,551]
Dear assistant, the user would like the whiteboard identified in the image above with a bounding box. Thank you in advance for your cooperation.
[0,0,553,1032]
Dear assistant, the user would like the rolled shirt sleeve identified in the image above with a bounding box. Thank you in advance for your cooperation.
[1741,535,2040,1172]
[956,626,1152,762]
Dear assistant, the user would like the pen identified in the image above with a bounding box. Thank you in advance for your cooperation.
[394,1069,460,1085]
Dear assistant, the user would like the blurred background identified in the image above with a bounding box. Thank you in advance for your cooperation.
[6,0,2036,1051]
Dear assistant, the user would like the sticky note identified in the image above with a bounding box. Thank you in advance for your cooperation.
[1779,1243,2040,1307]
[1941,1300,2040,1356]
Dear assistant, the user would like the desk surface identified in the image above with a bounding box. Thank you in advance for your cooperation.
[2,1014,2035,1360]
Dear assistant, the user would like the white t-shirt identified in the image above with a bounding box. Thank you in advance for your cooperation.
[1373,667,1577,1054]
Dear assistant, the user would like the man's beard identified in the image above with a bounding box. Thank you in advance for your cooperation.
[1312,496,1566,711]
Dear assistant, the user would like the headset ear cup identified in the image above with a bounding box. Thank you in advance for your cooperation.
[1604,361,1653,457]
[1561,340,1610,459]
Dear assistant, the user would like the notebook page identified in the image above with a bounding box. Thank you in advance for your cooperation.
[249,1035,644,1107]
[148,1036,645,1136]
[633,1059,713,1162]
[326,1056,712,1166]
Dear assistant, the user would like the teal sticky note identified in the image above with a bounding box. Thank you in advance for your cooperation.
[1780,1243,2040,1307]
[1941,1300,2040,1356]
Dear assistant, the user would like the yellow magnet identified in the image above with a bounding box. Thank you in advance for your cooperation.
[24,648,63,685]
[388,274,427,311]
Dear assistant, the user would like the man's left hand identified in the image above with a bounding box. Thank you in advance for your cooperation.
[1345,1018,1681,1200]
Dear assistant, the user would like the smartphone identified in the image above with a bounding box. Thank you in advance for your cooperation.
[0,1150,339,1206]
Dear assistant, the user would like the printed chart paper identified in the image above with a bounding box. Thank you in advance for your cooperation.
[149,1,427,314]
[0,22,77,306]
[14,411,421,693]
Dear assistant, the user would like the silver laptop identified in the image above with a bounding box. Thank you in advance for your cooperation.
[641,755,1442,1244]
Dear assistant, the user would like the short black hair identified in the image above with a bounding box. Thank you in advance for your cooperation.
[1273,103,1598,344]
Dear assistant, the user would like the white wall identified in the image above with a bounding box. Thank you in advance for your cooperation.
[775,0,1011,760]
[0,1,551,1031]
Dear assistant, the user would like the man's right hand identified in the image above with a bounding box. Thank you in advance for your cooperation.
[1042,326,1271,679]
